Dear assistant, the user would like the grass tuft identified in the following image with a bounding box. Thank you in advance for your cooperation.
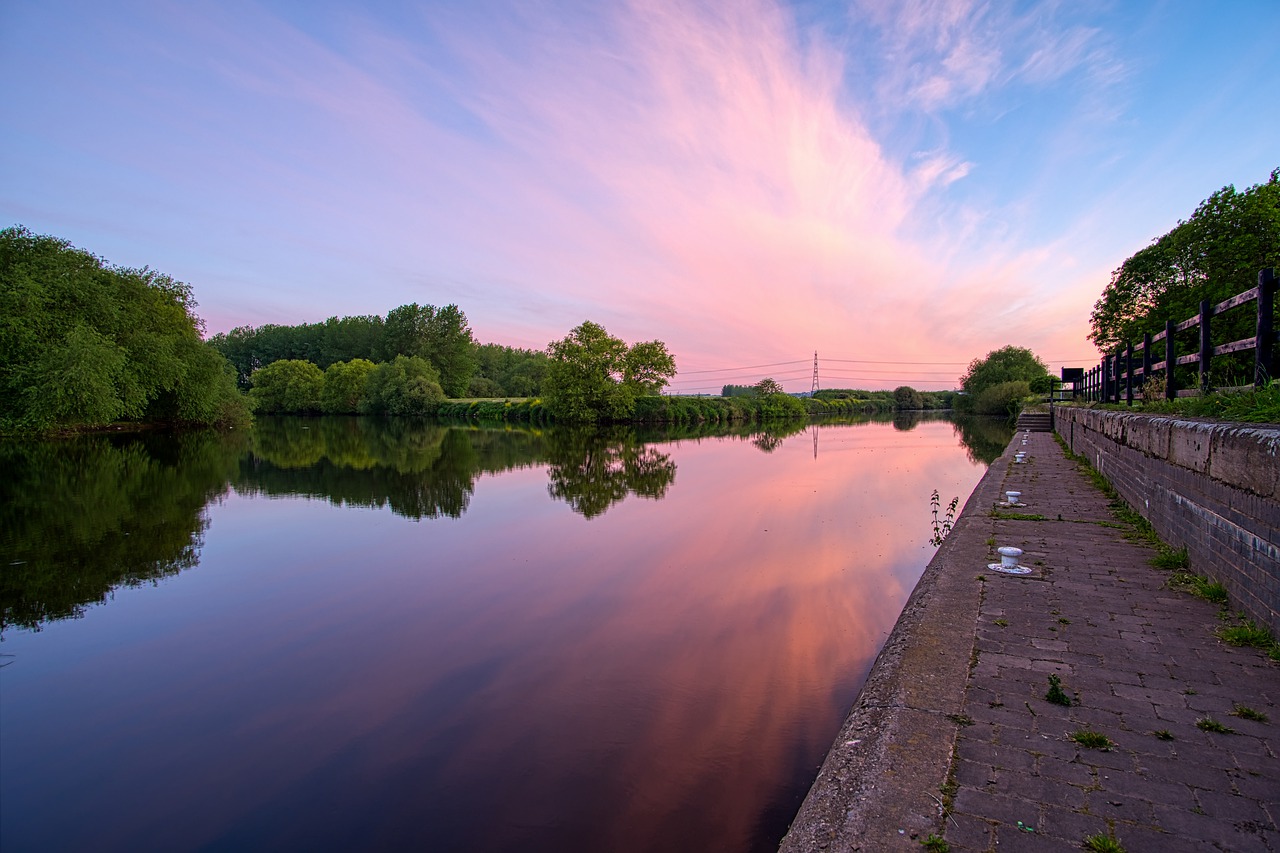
[1195,716,1236,734]
[1230,704,1269,723]
[920,834,950,852]
[1216,620,1274,648]
[1070,729,1112,750]
[1082,832,1126,853]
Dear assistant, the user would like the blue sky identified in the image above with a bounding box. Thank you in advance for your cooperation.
[3,0,1277,391]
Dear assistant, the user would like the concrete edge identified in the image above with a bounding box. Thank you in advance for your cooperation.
[778,437,1016,851]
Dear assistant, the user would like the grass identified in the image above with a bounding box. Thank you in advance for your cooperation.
[920,834,950,852]
[1045,674,1072,707]
[1116,380,1280,424]
[1169,572,1228,605]
[1230,704,1269,722]
[990,510,1048,521]
[947,713,975,727]
[1215,620,1275,648]
[1070,729,1113,750]
[1196,716,1236,734]
[1082,832,1127,853]
[1152,729,1174,740]
[993,618,1009,627]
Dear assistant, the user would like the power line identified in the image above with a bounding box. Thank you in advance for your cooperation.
[676,359,810,375]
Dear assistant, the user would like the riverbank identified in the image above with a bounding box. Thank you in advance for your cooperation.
[780,429,1280,850]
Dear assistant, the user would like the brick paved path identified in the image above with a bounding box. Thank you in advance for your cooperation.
[945,431,1280,852]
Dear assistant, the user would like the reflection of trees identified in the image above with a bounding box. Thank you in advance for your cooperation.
[240,417,545,520]
[0,431,246,633]
[950,415,1017,465]
[892,411,922,431]
[545,428,677,519]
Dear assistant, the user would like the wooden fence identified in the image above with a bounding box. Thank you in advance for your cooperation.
[1077,268,1277,404]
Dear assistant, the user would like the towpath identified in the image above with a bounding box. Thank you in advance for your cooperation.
[781,429,1279,852]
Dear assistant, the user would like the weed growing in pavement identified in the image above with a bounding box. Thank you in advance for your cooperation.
[947,713,974,727]
[1082,832,1126,853]
[1216,619,1274,648]
[920,833,949,852]
[1169,572,1228,605]
[1045,674,1072,706]
[1070,729,1113,750]
[1152,729,1174,740]
[1196,717,1236,734]
[1230,704,1269,722]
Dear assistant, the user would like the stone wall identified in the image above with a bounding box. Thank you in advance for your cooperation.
[1054,407,1280,636]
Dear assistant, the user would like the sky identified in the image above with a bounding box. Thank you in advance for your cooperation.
[2,1,1278,393]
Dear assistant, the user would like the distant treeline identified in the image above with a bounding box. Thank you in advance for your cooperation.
[209,306,549,399]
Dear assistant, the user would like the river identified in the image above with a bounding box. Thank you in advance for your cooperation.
[0,413,1011,852]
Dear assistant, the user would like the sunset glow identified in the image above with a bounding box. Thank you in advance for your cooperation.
[3,1,1277,390]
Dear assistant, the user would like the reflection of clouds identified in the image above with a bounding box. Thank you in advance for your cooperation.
[5,422,988,850]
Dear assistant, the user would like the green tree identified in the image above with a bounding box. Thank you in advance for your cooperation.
[249,359,324,413]
[542,321,676,422]
[380,303,477,397]
[960,346,1050,396]
[1089,168,1279,352]
[893,385,924,410]
[0,226,248,431]
[321,358,377,414]
[362,355,445,416]
[754,377,784,396]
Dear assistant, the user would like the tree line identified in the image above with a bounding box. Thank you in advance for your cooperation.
[208,305,550,399]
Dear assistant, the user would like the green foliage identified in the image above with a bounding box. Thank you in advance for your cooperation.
[959,346,1050,397]
[894,385,924,410]
[1124,381,1280,423]
[542,321,676,422]
[1215,620,1274,648]
[970,380,1032,417]
[1064,725,1105,746]
[1195,716,1236,734]
[1168,571,1227,605]
[249,359,325,414]
[321,358,377,414]
[379,303,477,397]
[1231,704,1268,722]
[920,835,949,852]
[721,383,755,397]
[209,314,385,387]
[1045,674,1072,706]
[472,343,548,397]
[754,377,785,396]
[1082,833,1126,853]
[1090,168,1279,352]
[0,225,249,431]
[362,355,445,416]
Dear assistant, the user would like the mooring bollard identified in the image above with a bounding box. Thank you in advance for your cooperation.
[1005,491,1022,506]
[1014,451,1027,464]
[988,546,1032,575]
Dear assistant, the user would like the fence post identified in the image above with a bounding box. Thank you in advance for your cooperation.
[1198,299,1212,394]
[1258,268,1276,388]
[1142,332,1153,399]
[1164,319,1176,400]
[1113,351,1123,403]
[1125,341,1134,405]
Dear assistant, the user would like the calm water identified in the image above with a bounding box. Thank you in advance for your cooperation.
[0,414,1011,852]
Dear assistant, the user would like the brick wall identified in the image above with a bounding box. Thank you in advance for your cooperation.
[1055,407,1280,636]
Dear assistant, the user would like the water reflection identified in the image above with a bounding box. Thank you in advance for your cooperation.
[1,416,1006,852]
[0,431,245,632]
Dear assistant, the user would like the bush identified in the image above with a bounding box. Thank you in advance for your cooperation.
[361,355,445,416]
[249,359,324,414]
[971,380,1031,417]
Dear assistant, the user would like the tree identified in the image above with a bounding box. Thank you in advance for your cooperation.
[249,359,324,413]
[321,358,377,413]
[1090,168,1280,352]
[361,355,445,416]
[1,225,248,431]
[893,385,924,410]
[960,346,1050,396]
[754,378,784,396]
[542,321,676,422]
[380,303,477,397]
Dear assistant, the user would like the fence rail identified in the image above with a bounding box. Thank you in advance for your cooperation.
[1076,268,1277,404]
